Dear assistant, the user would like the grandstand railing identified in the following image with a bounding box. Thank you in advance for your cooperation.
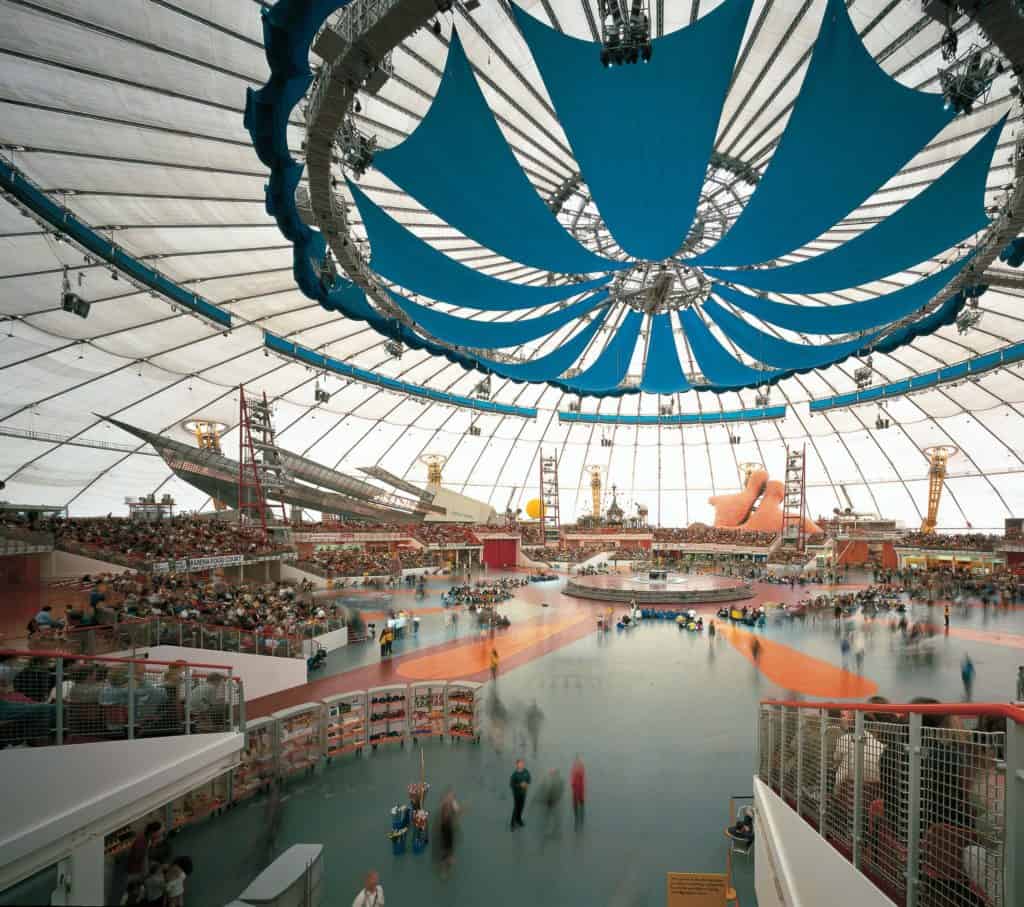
[25,616,309,660]
[757,699,1024,906]
[0,649,244,747]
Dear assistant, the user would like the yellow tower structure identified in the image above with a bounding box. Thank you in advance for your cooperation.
[420,453,447,488]
[184,420,227,509]
[587,465,602,520]
[920,445,958,534]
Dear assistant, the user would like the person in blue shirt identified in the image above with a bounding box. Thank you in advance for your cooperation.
[33,605,64,630]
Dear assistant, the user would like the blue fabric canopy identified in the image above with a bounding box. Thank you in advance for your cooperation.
[641,313,692,393]
[703,298,880,368]
[692,0,951,269]
[679,309,782,388]
[349,180,609,310]
[373,31,618,275]
[389,289,610,349]
[512,0,753,262]
[475,309,610,381]
[712,258,967,334]
[703,118,1003,294]
[561,310,644,392]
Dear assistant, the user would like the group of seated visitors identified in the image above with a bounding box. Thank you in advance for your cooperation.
[29,573,343,650]
[528,545,607,564]
[898,532,1001,552]
[652,525,777,546]
[412,523,481,546]
[0,653,234,745]
[872,566,1023,606]
[4,514,288,566]
[298,546,444,578]
[778,695,1006,904]
[442,576,527,607]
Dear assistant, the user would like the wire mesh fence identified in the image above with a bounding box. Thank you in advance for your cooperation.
[757,702,1017,907]
[0,650,243,748]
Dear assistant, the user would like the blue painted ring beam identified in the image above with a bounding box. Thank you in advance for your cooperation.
[512,0,754,262]
[0,160,232,328]
[373,30,622,275]
[809,340,1024,412]
[264,332,537,418]
[558,406,786,425]
[702,118,1004,295]
[348,179,611,311]
[691,0,952,269]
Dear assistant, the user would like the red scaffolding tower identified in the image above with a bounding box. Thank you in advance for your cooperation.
[237,386,287,542]
[781,445,808,553]
[539,451,561,544]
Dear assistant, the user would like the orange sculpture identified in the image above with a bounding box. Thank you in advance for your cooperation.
[709,473,820,536]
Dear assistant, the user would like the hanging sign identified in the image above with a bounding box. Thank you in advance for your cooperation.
[666,872,728,907]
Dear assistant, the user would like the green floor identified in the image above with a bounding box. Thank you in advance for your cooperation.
[174,621,758,907]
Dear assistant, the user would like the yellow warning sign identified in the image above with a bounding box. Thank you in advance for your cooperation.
[666,872,728,906]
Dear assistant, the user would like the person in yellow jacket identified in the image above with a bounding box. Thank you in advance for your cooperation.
[490,648,499,680]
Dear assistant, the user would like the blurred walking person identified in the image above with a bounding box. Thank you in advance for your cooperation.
[524,699,544,757]
[437,788,461,878]
[541,768,565,840]
[490,647,499,681]
[570,754,586,830]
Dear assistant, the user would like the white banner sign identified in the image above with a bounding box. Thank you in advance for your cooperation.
[292,531,410,543]
[151,551,296,574]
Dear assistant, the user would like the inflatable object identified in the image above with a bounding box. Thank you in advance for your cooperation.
[525,498,544,520]
[708,470,820,535]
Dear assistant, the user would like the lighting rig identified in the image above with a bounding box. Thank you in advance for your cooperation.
[474,376,491,401]
[568,398,582,413]
[599,1,652,67]
[600,436,613,448]
[336,112,376,178]
[60,268,90,319]
[314,383,331,404]
[874,411,892,430]
[940,44,999,115]
[854,356,873,390]
[659,400,674,417]
[467,421,481,437]
[729,433,741,445]
[755,388,770,408]
[956,304,984,334]
[384,339,404,359]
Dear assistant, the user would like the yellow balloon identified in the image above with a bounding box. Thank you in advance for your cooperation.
[525,498,544,520]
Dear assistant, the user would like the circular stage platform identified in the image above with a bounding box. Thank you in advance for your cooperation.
[565,572,752,606]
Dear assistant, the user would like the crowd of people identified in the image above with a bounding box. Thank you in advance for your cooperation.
[652,525,777,546]
[2,514,288,567]
[27,572,345,649]
[898,532,1002,552]
[442,577,527,608]
[526,546,607,564]
[297,547,445,579]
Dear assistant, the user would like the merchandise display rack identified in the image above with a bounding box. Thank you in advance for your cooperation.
[410,681,447,742]
[230,716,278,803]
[369,684,408,749]
[445,680,482,742]
[274,703,323,776]
[168,774,230,830]
[323,689,367,758]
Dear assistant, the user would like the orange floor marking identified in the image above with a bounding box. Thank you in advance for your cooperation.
[396,613,587,680]
[721,623,878,699]
[947,626,1024,650]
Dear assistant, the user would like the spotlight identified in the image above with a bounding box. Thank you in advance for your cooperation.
[60,271,90,319]
[940,27,958,62]
[384,339,404,359]
[430,19,440,36]
[599,1,651,67]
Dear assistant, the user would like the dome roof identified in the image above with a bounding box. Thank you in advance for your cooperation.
[0,0,1022,530]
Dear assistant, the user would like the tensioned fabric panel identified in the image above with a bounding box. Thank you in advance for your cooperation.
[511,0,753,261]
[702,298,882,368]
[712,259,967,334]
[677,309,782,387]
[388,289,610,349]
[372,30,618,275]
[640,313,692,394]
[474,309,609,381]
[347,180,610,309]
[702,118,1004,294]
[691,0,951,269]
[560,309,643,392]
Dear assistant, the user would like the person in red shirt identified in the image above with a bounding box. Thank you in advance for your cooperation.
[570,754,586,830]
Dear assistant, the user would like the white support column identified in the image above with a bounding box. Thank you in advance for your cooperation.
[50,837,104,907]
